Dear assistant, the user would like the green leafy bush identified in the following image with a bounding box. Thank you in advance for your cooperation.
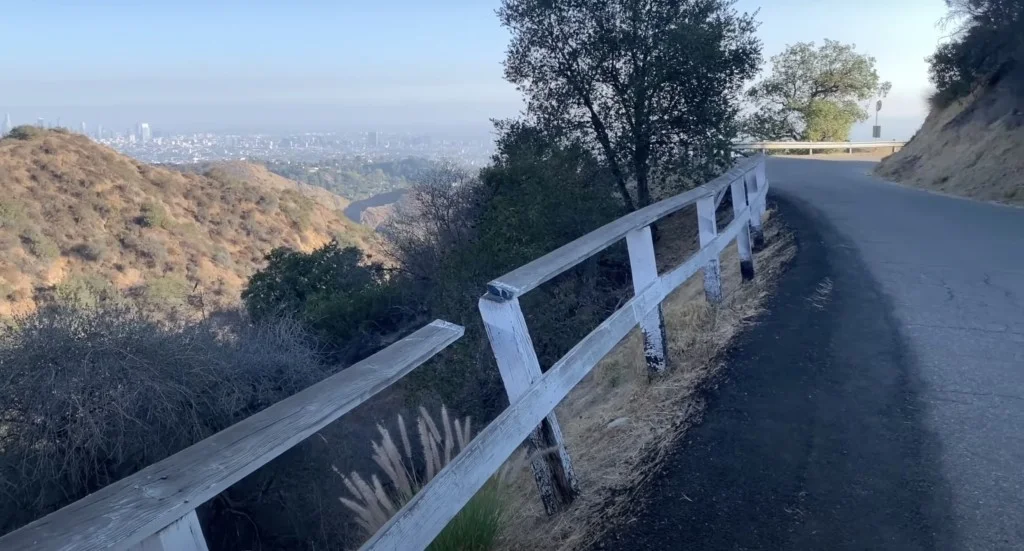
[243,241,416,363]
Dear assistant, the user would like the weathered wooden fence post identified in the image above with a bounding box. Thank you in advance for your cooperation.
[626,225,668,374]
[746,167,766,251]
[696,194,723,304]
[730,177,755,281]
[478,295,579,514]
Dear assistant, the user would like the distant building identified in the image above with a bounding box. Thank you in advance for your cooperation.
[36,117,45,128]
[367,131,379,148]
[140,123,152,143]
[2,113,12,136]
[96,124,104,140]
[80,122,87,136]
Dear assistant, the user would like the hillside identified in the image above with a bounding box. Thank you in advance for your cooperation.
[0,128,376,316]
[876,69,1024,206]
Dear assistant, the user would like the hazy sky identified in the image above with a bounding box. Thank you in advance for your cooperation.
[1,0,948,138]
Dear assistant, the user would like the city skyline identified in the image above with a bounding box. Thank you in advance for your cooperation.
[0,1,949,141]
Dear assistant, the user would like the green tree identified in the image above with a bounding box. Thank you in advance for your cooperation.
[499,0,761,210]
[381,122,629,415]
[243,241,414,362]
[743,40,891,141]
[928,0,1024,106]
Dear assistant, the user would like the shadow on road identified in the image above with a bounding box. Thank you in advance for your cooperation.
[595,195,957,550]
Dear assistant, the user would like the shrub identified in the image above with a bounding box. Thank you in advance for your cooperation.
[120,232,168,268]
[137,201,168,229]
[0,200,28,230]
[18,227,60,259]
[69,241,107,262]
[279,191,315,230]
[0,303,332,536]
[139,275,191,307]
[5,126,44,141]
[338,406,516,550]
[243,241,416,363]
[52,274,116,308]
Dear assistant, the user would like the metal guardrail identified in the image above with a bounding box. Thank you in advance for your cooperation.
[734,140,906,154]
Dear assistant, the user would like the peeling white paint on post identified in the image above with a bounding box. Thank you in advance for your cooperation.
[730,178,755,281]
[129,511,208,551]
[745,171,765,251]
[696,194,723,304]
[478,296,579,514]
[625,226,668,374]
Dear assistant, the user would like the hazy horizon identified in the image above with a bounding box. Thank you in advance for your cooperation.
[2,0,948,140]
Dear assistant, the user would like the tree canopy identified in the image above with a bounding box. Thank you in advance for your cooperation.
[499,0,761,210]
[928,0,1024,107]
[742,40,890,141]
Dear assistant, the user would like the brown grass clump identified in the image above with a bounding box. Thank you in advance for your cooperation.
[498,209,796,550]
[0,129,376,317]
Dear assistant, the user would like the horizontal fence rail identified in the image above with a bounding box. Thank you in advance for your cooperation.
[0,320,464,551]
[3,154,775,551]
[734,140,906,153]
[487,154,764,300]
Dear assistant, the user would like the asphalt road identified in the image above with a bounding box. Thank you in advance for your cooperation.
[596,158,1024,550]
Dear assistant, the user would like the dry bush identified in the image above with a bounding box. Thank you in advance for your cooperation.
[0,302,333,537]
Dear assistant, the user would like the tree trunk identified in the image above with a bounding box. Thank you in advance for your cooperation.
[580,95,636,211]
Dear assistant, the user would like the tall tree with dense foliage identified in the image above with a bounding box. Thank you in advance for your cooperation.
[929,0,1024,106]
[499,0,761,210]
[742,40,890,141]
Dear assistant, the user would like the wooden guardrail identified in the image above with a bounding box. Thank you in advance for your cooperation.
[0,153,771,551]
[734,140,905,154]
[365,153,770,548]
[0,320,464,551]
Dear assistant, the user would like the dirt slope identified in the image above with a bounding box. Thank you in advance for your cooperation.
[876,71,1024,206]
[0,129,375,316]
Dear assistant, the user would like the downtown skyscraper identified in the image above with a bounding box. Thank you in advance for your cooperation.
[2,113,11,136]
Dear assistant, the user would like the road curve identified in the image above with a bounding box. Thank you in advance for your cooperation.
[595,158,1024,550]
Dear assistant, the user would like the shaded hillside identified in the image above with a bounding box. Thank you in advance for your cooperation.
[877,68,1024,206]
[0,128,375,316]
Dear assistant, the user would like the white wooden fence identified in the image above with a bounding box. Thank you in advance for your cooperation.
[734,140,905,154]
[0,154,770,551]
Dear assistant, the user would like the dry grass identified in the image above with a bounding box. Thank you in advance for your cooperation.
[337,406,524,551]
[875,74,1024,207]
[497,209,795,551]
[0,130,376,317]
